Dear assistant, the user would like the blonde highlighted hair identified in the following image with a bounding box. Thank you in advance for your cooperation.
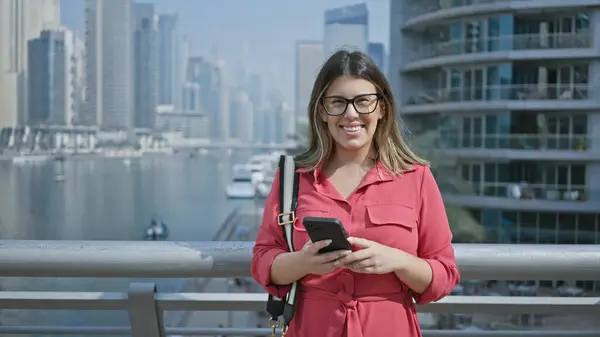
[296,50,428,174]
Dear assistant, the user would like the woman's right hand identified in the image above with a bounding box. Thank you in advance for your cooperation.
[298,240,351,275]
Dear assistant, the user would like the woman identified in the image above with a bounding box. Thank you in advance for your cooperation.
[251,50,459,337]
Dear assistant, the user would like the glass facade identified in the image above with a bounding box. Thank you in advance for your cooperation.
[468,207,600,291]
[468,208,600,245]
[408,61,589,107]
[439,112,589,150]
[450,161,590,201]
[416,12,591,60]
[406,0,600,296]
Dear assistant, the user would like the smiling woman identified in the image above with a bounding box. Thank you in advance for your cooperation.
[320,82,383,152]
[251,50,459,337]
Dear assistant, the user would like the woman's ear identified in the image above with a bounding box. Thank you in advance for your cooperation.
[318,106,328,123]
[377,105,385,120]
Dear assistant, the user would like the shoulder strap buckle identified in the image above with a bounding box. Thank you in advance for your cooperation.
[277,211,296,226]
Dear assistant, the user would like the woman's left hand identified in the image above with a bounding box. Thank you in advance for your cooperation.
[335,237,406,274]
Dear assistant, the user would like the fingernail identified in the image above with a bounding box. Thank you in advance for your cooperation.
[324,240,332,245]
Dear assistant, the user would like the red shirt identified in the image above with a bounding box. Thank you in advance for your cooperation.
[252,162,459,337]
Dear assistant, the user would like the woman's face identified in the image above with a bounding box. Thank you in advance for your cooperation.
[320,76,383,153]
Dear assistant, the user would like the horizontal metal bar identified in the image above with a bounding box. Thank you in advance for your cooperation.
[0,326,597,337]
[0,241,598,280]
[155,293,600,315]
[0,326,130,335]
[166,328,600,337]
[0,240,251,278]
[0,291,127,310]
[1,291,598,315]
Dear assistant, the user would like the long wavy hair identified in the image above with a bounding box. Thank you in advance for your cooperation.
[296,50,428,174]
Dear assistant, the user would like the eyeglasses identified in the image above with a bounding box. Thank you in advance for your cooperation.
[320,93,382,116]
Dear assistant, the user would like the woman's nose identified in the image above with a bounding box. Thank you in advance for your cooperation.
[344,103,359,117]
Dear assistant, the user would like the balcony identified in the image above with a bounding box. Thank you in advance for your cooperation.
[0,240,598,336]
[437,134,599,161]
[406,33,591,68]
[402,84,595,114]
[440,181,600,212]
[406,0,518,20]
[403,0,591,29]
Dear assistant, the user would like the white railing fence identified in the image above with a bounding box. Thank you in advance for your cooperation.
[0,241,598,336]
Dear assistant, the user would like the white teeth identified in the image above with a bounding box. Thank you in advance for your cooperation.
[343,126,361,132]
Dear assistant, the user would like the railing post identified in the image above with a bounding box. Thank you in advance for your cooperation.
[127,282,164,337]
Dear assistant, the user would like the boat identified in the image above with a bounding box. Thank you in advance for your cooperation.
[226,167,256,199]
[247,154,280,186]
[255,174,273,198]
[54,153,67,162]
[12,154,51,165]
[144,216,169,240]
[231,162,264,186]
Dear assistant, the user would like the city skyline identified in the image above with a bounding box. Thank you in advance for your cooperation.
[60,0,391,103]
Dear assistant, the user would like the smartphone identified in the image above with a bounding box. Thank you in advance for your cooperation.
[302,216,352,254]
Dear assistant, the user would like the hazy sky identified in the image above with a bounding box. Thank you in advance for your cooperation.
[60,0,390,102]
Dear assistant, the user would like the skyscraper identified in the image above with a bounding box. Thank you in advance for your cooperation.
[85,0,134,130]
[295,41,324,125]
[27,30,67,125]
[187,57,227,139]
[133,3,158,129]
[157,14,182,108]
[323,3,368,58]
[368,42,385,75]
[0,0,61,126]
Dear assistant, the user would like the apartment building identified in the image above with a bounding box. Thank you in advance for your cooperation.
[390,0,600,257]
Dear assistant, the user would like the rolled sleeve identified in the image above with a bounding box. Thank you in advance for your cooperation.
[251,169,292,298]
[413,166,460,305]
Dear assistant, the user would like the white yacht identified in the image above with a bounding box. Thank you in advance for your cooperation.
[226,166,256,199]
[245,155,273,186]
[250,152,281,198]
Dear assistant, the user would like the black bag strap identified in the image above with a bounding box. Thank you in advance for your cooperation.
[266,155,300,336]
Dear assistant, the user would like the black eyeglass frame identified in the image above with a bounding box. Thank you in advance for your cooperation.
[319,93,383,116]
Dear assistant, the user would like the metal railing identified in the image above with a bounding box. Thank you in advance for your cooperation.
[411,33,591,61]
[407,84,589,105]
[439,181,594,202]
[407,0,527,18]
[0,241,599,336]
[437,134,590,151]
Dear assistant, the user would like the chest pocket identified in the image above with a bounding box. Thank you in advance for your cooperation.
[364,204,418,254]
[291,208,330,251]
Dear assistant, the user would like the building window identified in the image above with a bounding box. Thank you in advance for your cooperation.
[441,112,588,150]
[454,162,587,202]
